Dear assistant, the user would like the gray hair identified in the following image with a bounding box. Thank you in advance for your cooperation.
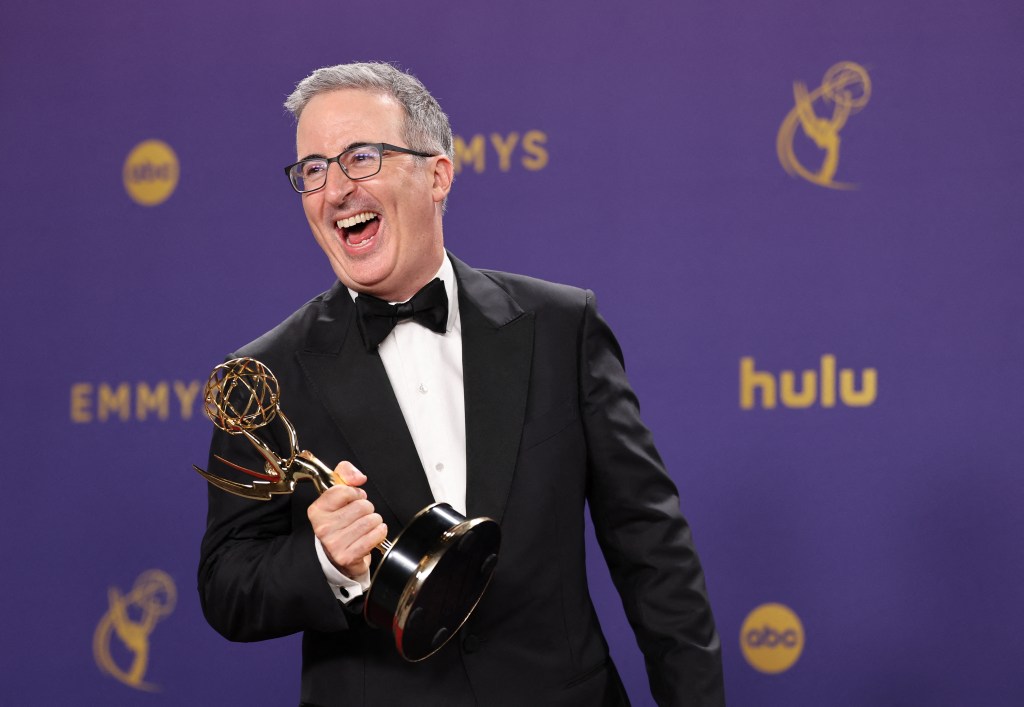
[284,62,453,161]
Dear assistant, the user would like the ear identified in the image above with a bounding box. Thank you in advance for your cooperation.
[430,155,454,204]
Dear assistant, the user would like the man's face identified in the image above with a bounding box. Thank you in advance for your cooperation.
[295,89,453,302]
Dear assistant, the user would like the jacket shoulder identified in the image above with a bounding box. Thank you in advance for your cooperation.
[230,284,342,365]
[475,268,591,313]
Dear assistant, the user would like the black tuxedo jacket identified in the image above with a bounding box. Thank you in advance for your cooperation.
[198,255,724,706]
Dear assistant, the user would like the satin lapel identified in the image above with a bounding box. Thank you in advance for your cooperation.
[296,285,434,526]
[453,256,534,524]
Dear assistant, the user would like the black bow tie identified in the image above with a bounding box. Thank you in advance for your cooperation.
[354,278,449,350]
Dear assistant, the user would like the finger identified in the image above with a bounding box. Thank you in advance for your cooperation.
[310,500,379,551]
[331,460,367,488]
[309,483,367,515]
[347,522,389,564]
[322,517,388,574]
[335,517,388,559]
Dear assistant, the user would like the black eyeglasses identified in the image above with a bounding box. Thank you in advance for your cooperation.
[284,143,435,193]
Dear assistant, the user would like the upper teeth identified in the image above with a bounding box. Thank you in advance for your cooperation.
[337,212,377,229]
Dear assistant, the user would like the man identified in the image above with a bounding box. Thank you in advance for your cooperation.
[199,62,724,707]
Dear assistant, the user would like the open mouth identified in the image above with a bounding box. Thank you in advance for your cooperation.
[337,211,380,247]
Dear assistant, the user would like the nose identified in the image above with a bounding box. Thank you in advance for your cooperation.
[322,160,356,204]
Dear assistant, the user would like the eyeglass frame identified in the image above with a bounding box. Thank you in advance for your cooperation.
[283,142,437,194]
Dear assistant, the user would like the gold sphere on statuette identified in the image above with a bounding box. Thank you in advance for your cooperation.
[203,358,280,433]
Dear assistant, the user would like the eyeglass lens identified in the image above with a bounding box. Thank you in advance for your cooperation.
[290,145,383,192]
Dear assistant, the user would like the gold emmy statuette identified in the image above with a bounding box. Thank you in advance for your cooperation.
[193,357,500,662]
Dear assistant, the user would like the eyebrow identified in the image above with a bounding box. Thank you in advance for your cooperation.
[297,141,375,163]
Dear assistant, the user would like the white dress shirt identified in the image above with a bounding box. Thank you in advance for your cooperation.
[315,254,467,602]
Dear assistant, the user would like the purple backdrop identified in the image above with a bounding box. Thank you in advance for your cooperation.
[2,1,1022,705]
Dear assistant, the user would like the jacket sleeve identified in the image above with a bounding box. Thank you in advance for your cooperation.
[197,406,353,642]
[578,291,726,706]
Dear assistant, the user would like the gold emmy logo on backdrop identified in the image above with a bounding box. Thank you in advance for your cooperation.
[69,379,204,423]
[777,62,871,189]
[453,130,548,174]
[93,569,177,691]
[740,603,805,674]
[123,139,179,205]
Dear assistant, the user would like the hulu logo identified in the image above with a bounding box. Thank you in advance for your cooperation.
[740,355,877,410]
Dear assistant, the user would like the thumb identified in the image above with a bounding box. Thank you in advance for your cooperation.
[331,460,367,487]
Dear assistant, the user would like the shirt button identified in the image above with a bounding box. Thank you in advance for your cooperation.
[435,462,444,471]
[418,383,428,394]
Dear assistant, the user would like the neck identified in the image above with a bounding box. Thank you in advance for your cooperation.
[352,251,448,304]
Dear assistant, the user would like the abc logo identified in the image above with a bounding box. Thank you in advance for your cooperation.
[740,603,804,674]
[123,139,179,206]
